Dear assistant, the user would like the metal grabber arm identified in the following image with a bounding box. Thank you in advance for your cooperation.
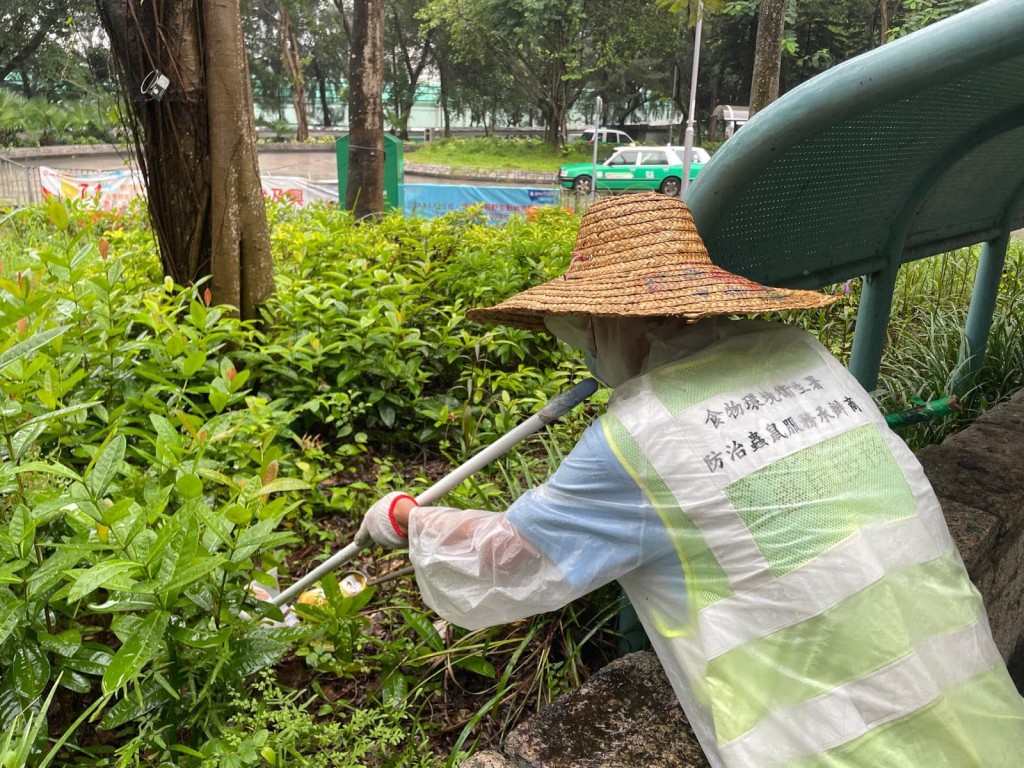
[271,378,600,608]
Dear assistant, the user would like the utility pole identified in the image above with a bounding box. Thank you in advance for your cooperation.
[680,1,704,197]
[591,96,603,204]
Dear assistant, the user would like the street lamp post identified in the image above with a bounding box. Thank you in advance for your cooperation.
[591,96,603,204]
[680,1,704,197]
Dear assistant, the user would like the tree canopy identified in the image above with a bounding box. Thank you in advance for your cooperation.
[1,0,986,146]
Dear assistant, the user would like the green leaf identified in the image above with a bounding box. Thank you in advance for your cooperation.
[45,196,69,231]
[39,630,82,657]
[11,421,46,463]
[182,349,207,377]
[209,390,229,413]
[149,511,195,587]
[228,368,251,392]
[224,505,252,525]
[0,326,68,375]
[168,625,231,650]
[380,671,408,708]
[63,643,114,677]
[257,478,308,495]
[0,560,28,585]
[165,334,185,357]
[57,668,92,694]
[15,401,99,437]
[14,461,82,482]
[454,655,496,678]
[102,610,170,695]
[149,414,183,459]
[230,634,289,677]
[87,594,160,613]
[189,300,207,329]
[8,505,33,553]
[100,676,172,730]
[14,639,51,701]
[232,518,295,563]
[170,745,208,759]
[0,596,22,648]
[162,555,227,594]
[175,473,204,499]
[400,608,445,652]
[67,560,141,602]
[86,434,126,499]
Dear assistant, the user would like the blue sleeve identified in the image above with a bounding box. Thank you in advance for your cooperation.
[505,422,673,592]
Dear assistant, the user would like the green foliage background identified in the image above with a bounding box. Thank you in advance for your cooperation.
[0,195,1021,766]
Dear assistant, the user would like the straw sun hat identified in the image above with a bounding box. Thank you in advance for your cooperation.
[467,192,837,331]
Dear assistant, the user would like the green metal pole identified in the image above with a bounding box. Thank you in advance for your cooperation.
[849,259,901,391]
[951,231,1010,395]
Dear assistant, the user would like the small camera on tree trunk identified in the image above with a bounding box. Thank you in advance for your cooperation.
[141,70,171,101]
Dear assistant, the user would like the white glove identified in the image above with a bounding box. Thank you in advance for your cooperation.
[357,492,416,549]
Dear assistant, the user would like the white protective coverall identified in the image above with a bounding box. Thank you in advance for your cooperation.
[407,317,1024,767]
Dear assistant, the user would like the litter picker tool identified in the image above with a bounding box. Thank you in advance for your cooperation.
[271,378,600,608]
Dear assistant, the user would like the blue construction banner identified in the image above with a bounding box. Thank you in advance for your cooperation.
[404,184,558,223]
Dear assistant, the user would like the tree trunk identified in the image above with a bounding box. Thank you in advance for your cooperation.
[97,0,274,319]
[346,0,385,218]
[205,0,276,319]
[749,0,788,117]
[18,69,32,99]
[277,0,309,141]
[437,46,451,137]
[880,0,890,45]
[313,62,333,125]
[542,99,562,145]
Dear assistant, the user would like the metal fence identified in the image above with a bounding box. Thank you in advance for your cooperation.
[0,155,39,207]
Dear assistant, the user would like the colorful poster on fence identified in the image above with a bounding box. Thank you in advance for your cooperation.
[39,166,144,210]
[404,184,557,222]
[38,166,559,225]
[261,176,339,206]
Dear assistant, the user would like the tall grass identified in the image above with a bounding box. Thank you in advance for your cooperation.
[877,241,1024,449]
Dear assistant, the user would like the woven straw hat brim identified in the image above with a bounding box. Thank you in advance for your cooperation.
[466,268,838,330]
[467,192,838,331]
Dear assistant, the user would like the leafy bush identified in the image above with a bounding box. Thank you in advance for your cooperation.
[0,197,609,766]
[250,202,586,456]
[1,199,311,765]
[200,670,443,768]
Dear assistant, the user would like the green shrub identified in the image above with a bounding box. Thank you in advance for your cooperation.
[199,671,443,768]
[1,199,310,764]
[249,203,585,456]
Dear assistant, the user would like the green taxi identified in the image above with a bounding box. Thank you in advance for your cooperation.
[557,145,710,196]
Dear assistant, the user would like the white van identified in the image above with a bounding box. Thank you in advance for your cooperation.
[578,127,635,145]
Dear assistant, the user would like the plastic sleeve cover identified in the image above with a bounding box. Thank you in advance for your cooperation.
[407,424,671,629]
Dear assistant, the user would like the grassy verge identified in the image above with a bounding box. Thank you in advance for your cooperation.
[406,136,599,173]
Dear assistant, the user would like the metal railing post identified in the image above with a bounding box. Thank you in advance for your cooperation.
[951,231,1010,394]
[848,259,901,391]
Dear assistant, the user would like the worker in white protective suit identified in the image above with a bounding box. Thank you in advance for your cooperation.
[358,193,1024,767]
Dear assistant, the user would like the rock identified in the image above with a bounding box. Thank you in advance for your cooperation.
[458,750,515,768]
[503,651,710,768]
